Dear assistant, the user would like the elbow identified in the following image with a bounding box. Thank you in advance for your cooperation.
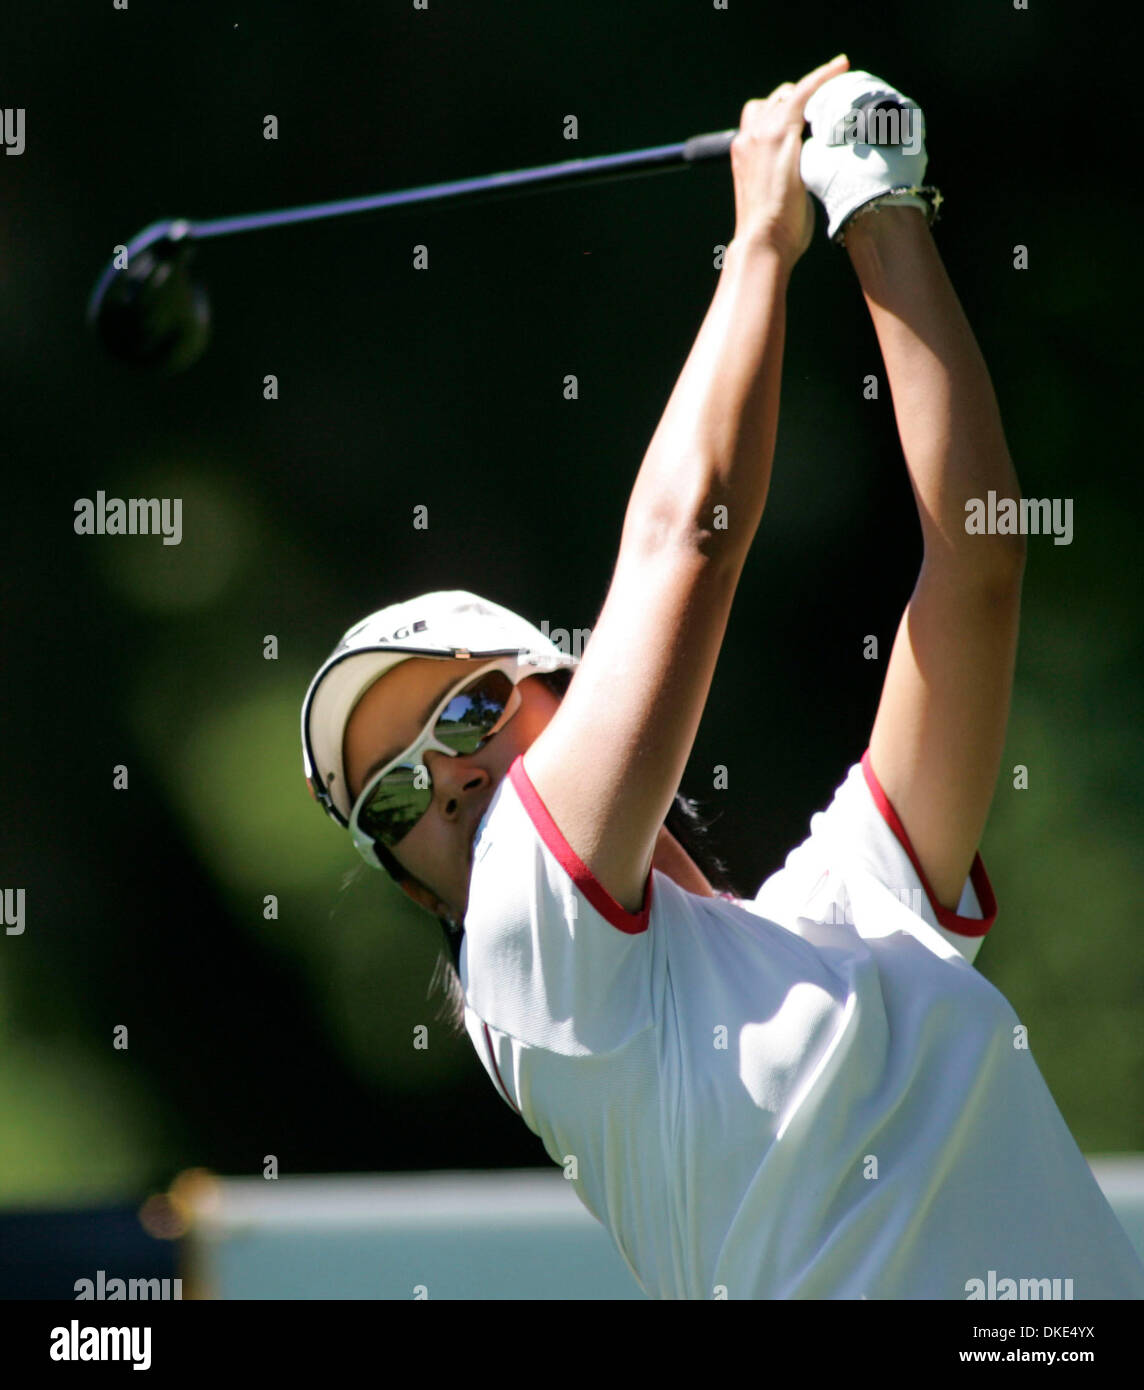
[924,542,1027,606]
[927,521,1028,591]
[989,529,1029,583]
[621,510,744,579]
[622,478,748,570]
[972,532,1027,589]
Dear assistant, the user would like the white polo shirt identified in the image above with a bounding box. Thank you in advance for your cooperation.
[460,751,1144,1300]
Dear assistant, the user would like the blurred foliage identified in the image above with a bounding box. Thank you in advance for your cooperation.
[0,0,1138,1205]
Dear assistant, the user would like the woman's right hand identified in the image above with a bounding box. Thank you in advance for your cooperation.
[730,54,849,266]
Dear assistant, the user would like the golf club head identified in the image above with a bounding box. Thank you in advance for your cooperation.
[89,223,211,373]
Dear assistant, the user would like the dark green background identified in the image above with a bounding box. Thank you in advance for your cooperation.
[1,1,1139,1205]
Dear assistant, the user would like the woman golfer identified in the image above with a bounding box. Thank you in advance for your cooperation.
[302,57,1144,1299]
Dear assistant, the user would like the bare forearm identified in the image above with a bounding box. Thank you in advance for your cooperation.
[622,235,792,565]
[845,207,1024,577]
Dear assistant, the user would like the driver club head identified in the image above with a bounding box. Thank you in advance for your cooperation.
[89,224,211,374]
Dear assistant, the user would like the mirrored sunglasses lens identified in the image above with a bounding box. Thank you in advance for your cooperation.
[358,765,431,847]
[435,671,514,752]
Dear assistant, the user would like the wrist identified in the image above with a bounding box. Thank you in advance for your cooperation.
[844,200,928,243]
[842,203,934,281]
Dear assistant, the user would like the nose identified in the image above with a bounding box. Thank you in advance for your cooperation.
[423,749,491,821]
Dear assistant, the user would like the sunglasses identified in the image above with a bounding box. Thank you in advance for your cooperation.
[348,661,525,864]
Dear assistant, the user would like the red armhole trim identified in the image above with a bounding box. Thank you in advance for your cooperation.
[860,749,997,938]
[507,754,652,934]
[482,1022,522,1117]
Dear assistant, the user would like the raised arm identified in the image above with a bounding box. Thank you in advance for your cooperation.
[523,56,851,914]
[846,204,1026,910]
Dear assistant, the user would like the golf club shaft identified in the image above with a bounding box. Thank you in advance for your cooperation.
[87,128,737,326]
[190,129,737,241]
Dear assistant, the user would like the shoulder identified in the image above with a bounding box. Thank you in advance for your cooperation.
[462,755,656,1054]
[472,754,653,935]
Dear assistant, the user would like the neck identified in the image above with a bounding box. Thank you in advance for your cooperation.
[651,824,716,897]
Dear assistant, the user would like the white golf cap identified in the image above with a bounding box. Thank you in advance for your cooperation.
[301,590,577,825]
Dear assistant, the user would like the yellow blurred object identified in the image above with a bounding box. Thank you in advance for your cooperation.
[139,1168,223,1300]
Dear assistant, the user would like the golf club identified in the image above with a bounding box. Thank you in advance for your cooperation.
[87,97,907,374]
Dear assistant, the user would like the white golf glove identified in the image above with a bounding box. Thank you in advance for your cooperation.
[800,69,942,243]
